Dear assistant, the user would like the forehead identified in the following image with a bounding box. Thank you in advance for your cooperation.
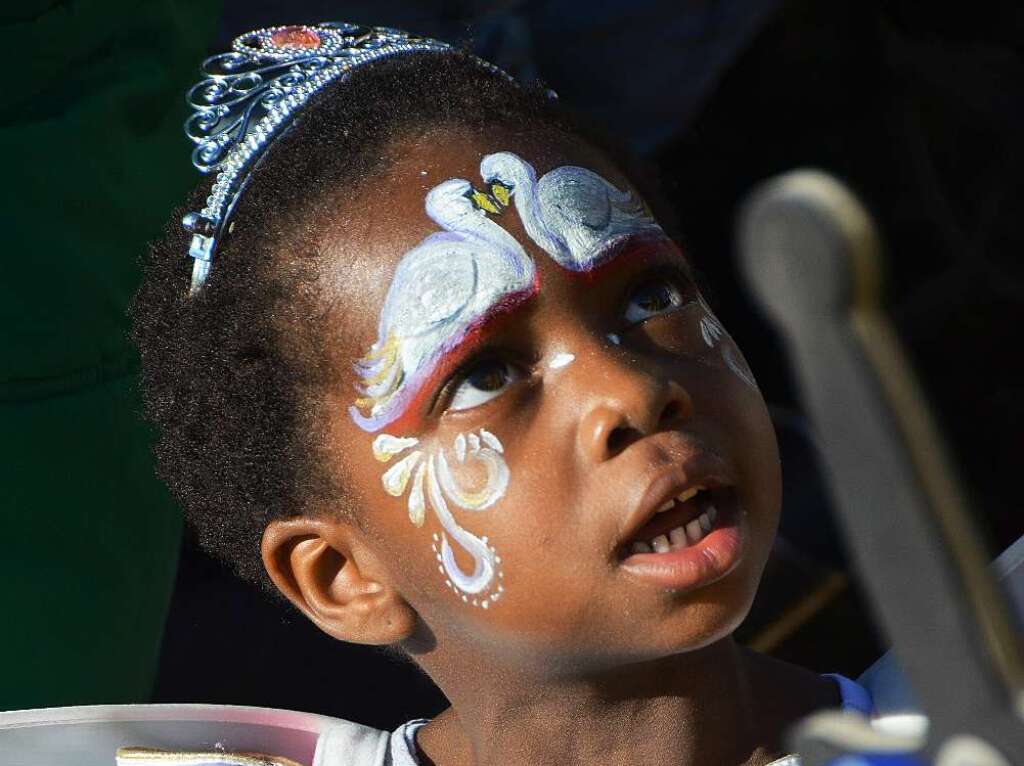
[320,126,637,336]
[314,124,683,437]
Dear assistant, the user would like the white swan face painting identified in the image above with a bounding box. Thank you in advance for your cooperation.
[349,153,663,434]
[349,176,538,434]
[350,152,676,607]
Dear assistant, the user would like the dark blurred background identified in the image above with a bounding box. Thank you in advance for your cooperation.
[2,0,1021,729]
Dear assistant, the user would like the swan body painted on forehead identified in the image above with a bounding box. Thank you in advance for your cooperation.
[480,152,663,272]
[350,152,665,433]
[350,177,537,432]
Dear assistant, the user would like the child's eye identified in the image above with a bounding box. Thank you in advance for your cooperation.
[623,277,688,325]
[447,358,523,412]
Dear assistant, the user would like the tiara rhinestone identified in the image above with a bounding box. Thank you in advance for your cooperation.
[179,22,511,295]
[269,26,322,50]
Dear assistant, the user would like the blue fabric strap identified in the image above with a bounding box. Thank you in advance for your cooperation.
[824,672,875,716]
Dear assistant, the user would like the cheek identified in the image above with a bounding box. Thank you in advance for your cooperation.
[643,298,760,391]
[727,387,782,566]
[682,304,778,551]
[697,299,759,390]
[369,427,513,611]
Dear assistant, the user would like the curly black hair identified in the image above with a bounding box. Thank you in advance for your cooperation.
[131,49,604,591]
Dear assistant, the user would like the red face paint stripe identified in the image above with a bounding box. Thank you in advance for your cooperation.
[383,281,540,432]
[567,233,691,285]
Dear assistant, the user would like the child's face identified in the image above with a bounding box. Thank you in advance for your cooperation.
[312,127,780,670]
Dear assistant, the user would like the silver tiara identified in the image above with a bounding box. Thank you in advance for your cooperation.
[181,23,459,295]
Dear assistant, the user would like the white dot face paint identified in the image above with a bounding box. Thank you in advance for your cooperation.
[549,352,576,370]
[378,429,509,606]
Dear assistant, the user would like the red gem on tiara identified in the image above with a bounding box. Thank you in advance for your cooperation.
[269,26,322,50]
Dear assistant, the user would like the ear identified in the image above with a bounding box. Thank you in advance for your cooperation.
[261,517,418,645]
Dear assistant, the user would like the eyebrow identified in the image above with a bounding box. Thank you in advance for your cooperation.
[571,231,695,285]
[382,287,539,433]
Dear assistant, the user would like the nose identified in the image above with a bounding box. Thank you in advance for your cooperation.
[577,354,693,463]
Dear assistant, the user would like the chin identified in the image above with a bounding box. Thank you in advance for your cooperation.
[658,555,766,655]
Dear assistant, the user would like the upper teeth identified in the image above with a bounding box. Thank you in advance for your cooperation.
[676,485,704,503]
[655,485,706,514]
[631,504,718,555]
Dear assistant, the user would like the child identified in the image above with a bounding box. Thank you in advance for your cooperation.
[132,22,873,766]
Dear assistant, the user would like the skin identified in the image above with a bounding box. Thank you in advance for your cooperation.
[261,125,840,766]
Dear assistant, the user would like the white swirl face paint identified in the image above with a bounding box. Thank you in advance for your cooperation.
[699,309,725,348]
[697,297,758,388]
[372,434,420,461]
[374,429,508,607]
[722,344,758,388]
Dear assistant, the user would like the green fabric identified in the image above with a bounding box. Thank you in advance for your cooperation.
[0,0,221,708]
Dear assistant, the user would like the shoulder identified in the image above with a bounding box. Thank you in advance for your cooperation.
[316,718,429,766]
[314,718,391,766]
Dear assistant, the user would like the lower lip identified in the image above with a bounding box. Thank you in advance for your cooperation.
[618,497,746,591]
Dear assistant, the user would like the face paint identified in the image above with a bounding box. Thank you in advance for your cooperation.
[698,301,726,349]
[373,434,420,461]
[353,153,675,609]
[351,152,669,433]
[480,152,664,272]
[350,178,538,433]
[722,345,758,388]
[375,429,508,607]
[549,352,575,370]
[697,297,758,389]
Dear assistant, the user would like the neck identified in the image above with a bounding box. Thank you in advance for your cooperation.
[416,638,835,766]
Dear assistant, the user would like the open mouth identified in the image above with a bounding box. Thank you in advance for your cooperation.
[616,482,745,590]
[619,486,730,557]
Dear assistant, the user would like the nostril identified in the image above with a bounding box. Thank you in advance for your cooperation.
[660,399,683,425]
[606,424,642,456]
